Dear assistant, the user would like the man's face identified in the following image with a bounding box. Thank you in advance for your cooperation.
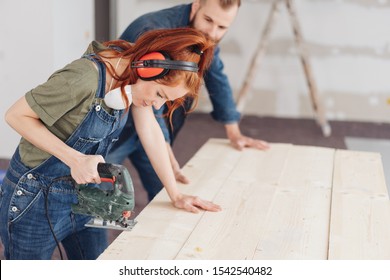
[190,0,239,43]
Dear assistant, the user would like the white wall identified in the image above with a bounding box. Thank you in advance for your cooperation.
[0,0,94,158]
[232,0,390,122]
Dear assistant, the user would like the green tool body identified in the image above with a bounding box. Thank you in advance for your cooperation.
[71,163,136,230]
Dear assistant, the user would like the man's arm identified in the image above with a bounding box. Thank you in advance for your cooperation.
[205,47,270,150]
[225,123,269,151]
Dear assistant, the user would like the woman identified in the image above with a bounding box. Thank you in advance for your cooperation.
[0,28,221,260]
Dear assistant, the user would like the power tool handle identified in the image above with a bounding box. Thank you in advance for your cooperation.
[97,162,114,174]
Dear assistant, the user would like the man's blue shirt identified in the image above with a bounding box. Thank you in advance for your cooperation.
[119,4,241,142]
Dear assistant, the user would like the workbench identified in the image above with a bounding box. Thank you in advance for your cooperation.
[99,139,390,260]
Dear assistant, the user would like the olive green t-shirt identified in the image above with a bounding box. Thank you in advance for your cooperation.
[20,41,109,167]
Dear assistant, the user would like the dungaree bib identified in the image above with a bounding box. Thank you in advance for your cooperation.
[0,54,128,259]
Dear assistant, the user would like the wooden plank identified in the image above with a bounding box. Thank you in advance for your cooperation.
[174,143,292,259]
[331,150,389,197]
[98,139,244,259]
[100,140,390,260]
[253,145,334,259]
[328,150,390,259]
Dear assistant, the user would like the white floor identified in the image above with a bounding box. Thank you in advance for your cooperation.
[345,137,390,194]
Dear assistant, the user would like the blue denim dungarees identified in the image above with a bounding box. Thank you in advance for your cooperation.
[0,55,128,259]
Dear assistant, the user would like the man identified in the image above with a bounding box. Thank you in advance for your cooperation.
[107,0,270,201]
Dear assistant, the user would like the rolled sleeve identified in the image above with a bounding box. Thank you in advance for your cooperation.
[25,91,57,126]
[25,74,73,127]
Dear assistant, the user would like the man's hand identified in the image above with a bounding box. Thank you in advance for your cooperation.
[166,143,190,184]
[225,123,270,151]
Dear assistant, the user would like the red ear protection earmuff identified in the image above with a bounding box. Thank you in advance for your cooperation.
[131,51,199,81]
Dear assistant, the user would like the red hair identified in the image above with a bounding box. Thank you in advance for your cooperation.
[97,28,215,124]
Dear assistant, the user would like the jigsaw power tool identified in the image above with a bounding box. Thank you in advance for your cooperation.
[71,163,136,231]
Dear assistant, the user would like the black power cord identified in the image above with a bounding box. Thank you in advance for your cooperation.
[44,190,64,260]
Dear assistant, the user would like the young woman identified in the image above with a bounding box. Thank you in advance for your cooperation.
[0,28,221,260]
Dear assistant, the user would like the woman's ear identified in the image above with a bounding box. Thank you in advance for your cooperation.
[190,0,201,21]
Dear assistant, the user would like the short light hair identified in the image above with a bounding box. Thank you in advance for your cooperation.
[201,0,241,8]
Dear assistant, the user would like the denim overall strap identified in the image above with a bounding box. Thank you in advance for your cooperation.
[28,54,128,178]
[0,54,128,259]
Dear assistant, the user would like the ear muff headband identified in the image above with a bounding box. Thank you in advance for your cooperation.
[131,52,199,81]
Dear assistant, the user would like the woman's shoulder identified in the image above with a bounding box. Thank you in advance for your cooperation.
[50,55,98,85]
[83,40,108,56]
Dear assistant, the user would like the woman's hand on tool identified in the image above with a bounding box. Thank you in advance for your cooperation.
[69,154,105,184]
[4,96,106,185]
[172,194,222,213]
